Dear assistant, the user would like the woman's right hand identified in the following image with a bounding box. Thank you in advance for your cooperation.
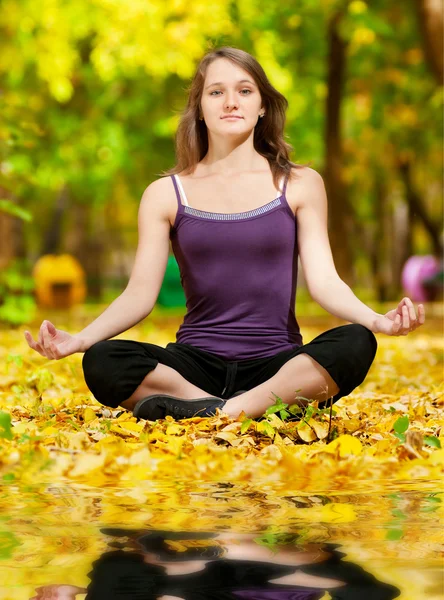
[24,320,86,360]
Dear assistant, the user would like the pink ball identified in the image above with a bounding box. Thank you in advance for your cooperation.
[401,255,440,301]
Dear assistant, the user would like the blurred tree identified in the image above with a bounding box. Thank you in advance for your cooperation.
[0,0,441,304]
[416,0,443,85]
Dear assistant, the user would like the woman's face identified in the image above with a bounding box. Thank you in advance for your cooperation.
[200,58,263,137]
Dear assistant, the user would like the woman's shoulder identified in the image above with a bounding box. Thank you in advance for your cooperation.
[286,165,322,212]
[144,174,176,191]
[288,164,320,184]
[141,174,184,202]
[140,175,179,226]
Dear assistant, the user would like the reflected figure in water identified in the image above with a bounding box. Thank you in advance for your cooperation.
[30,528,400,599]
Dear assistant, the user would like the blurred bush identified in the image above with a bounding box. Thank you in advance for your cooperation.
[0,258,36,326]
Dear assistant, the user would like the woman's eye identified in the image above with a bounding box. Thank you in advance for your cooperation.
[209,89,252,96]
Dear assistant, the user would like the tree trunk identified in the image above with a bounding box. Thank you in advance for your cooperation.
[12,215,27,260]
[0,187,14,269]
[369,178,388,302]
[416,0,444,85]
[65,202,104,300]
[391,197,410,298]
[40,185,69,256]
[398,157,443,257]
[324,9,354,286]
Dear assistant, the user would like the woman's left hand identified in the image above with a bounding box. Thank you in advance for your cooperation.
[30,584,88,599]
[372,297,425,336]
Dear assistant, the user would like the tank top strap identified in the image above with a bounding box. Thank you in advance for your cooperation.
[281,171,290,198]
[170,175,182,208]
[171,174,189,207]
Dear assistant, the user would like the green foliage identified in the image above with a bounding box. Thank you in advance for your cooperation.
[392,415,441,448]
[0,200,32,222]
[240,418,253,434]
[423,436,441,449]
[0,0,439,264]
[393,415,409,443]
[0,412,13,441]
[257,391,337,441]
[264,392,292,420]
[26,369,55,396]
[0,259,36,326]
[394,415,409,432]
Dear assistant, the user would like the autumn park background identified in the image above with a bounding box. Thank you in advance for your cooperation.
[0,1,443,599]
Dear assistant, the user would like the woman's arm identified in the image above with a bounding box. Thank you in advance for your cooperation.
[76,178,173,350]
[25,178,173,358]
[291,169,426,335]
[74,285,160,352]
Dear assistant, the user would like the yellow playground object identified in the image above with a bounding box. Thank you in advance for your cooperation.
[33,254,87,308]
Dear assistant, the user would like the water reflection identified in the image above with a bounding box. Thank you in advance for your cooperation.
[30,528,400,599]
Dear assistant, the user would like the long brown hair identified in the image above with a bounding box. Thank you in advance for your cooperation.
[162,46,309,187]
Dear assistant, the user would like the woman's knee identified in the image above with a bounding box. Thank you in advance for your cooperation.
[347,324,378,361]
[343,325,378,393]
[82,340,113,378]
[82,341,122,407]
[82,340,162,409]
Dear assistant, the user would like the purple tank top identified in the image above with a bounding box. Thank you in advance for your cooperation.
[169,173,303,360]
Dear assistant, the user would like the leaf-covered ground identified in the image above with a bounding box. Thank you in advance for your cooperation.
[0,305,442,599]
[1,306,442,489]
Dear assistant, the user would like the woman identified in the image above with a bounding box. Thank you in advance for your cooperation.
[30,529,401,599]
[24,47,425,422]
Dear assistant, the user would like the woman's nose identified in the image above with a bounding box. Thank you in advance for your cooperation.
[225,95,238,108]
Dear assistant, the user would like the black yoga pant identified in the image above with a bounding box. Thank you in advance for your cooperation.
[81,324,378,409]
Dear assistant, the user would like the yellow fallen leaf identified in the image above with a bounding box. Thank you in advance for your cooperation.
[260,444,282,460]
[220,421,242,432]
[95,435,127,453]
[110,424,136,437]
[319,592,333,600]
[41,426,59,436]
[69,452,106,477]
[325,434,363,457]
[166,423,185,435]
[119,421,144,433]
[238,436,255,447]
[256,421,275,437]
[127,447,151,464]
[428,448,444,466]
[266,413,285,429]
[215,432,239,445]
[192,438,214,447]
[297,421,317,442]
[382,401,408,411]
[63,431,92,450]
[83,408,96,423]
[274,431,284,445]
[342,418,361,432]
[9,421,34,434]
[228,437,246,447]
[311,419,329,439]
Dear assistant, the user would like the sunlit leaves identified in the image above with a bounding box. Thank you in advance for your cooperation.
[0,312,443,491]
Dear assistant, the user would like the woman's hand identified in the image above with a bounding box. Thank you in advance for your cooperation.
[30,584,87,599]
[24,320,86,360]
[373,297,425,336]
